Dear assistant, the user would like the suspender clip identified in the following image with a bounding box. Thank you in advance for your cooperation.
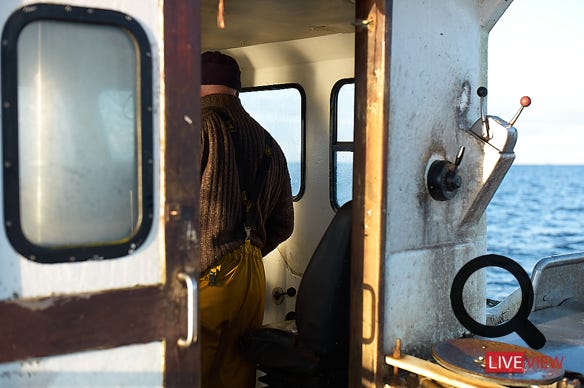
[209,269,218,286]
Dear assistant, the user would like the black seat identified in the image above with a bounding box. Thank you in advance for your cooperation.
[239,201,352,388]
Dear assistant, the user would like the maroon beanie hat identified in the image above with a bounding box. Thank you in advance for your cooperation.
[201,51,241,91]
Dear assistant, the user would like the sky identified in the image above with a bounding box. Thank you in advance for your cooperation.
[488,0,584,165]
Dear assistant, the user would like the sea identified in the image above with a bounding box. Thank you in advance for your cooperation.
[486,164,584,300]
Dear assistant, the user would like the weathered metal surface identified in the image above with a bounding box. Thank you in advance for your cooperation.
[531,253,584,311]
[383,0,514,358]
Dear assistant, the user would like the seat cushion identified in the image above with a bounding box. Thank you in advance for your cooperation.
[239,327,319,374]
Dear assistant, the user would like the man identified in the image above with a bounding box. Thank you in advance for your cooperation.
[199,51,294,388]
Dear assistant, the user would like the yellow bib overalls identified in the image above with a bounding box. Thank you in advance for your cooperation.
[200,240,265,388]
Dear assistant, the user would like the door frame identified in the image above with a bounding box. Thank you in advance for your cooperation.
[349,0,391,386]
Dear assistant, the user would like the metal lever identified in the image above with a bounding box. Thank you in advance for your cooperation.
[467,87,530,153]
[177,272,197,348]
[454,145,465,168]
[508,96,532,127]
[477,87,490,139]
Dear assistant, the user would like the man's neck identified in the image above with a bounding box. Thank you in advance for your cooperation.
[200,84,237,97]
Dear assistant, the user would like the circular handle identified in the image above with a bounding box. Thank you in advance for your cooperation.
[427,146,465,201]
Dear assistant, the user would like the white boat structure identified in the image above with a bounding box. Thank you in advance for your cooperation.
[0,0,582,387]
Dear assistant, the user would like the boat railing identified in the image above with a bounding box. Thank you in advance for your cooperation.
[531,252,584,311]
[485,252,584,325]
[485,287,522,326]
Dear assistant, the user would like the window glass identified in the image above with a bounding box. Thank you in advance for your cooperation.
[331,80,354,208]
[2,5,153,263]
[336,83,354,142]
[17,21,139,246]
[240,85,304,198]
[335,151,353,208]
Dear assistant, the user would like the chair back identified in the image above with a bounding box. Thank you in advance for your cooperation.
[295,201,352,354]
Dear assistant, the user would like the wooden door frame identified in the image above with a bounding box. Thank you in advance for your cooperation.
[349,0,391,386]
[0,1,201,387]
[162,0,201,386]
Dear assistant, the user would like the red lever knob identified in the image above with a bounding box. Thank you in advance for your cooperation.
[509,96,532,126]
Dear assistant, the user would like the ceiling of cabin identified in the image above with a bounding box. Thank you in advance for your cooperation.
[201,0,356,51]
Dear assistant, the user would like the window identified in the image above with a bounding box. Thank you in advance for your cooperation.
[330,79,354,209]
[2,4,153,263]
[240,84,305,199]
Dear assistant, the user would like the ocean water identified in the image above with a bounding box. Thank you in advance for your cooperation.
[486,165,584,300]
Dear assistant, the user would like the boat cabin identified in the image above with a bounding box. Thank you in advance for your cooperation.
[0,0,582,387]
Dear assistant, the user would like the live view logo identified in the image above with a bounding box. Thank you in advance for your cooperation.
[485,351,564,373]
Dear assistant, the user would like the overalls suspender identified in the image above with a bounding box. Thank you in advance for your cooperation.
[202,107,274,240]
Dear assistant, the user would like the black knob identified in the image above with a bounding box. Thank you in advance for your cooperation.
[272,287,297,305]
[427,146,465,201]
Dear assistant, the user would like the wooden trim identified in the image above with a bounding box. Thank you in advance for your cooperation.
[350,0,391,386]
[161,0,200,283]
[0,286,166,363]
[162,0,201,387]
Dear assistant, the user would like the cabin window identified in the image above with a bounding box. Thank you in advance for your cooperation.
[1,4,153,263]
[240,84,305,199]
[331,79,354,209]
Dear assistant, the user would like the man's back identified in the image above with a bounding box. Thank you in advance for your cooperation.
[199,93,294,272]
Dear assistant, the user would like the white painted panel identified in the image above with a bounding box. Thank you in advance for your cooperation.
[0,342,164,388]
[0,0,165,300]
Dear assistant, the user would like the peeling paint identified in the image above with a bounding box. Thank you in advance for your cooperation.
[11,298,58,312]
[456,80,471,129]
[185,221,198,244]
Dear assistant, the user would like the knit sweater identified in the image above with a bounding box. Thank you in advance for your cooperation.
[200,93,294,272]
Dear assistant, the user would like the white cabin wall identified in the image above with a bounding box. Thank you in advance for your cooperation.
[225,34,354,322]
[0,0,164,299]
[0,343,163,387]
[383,0,511,356]
[0,0,166,385]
